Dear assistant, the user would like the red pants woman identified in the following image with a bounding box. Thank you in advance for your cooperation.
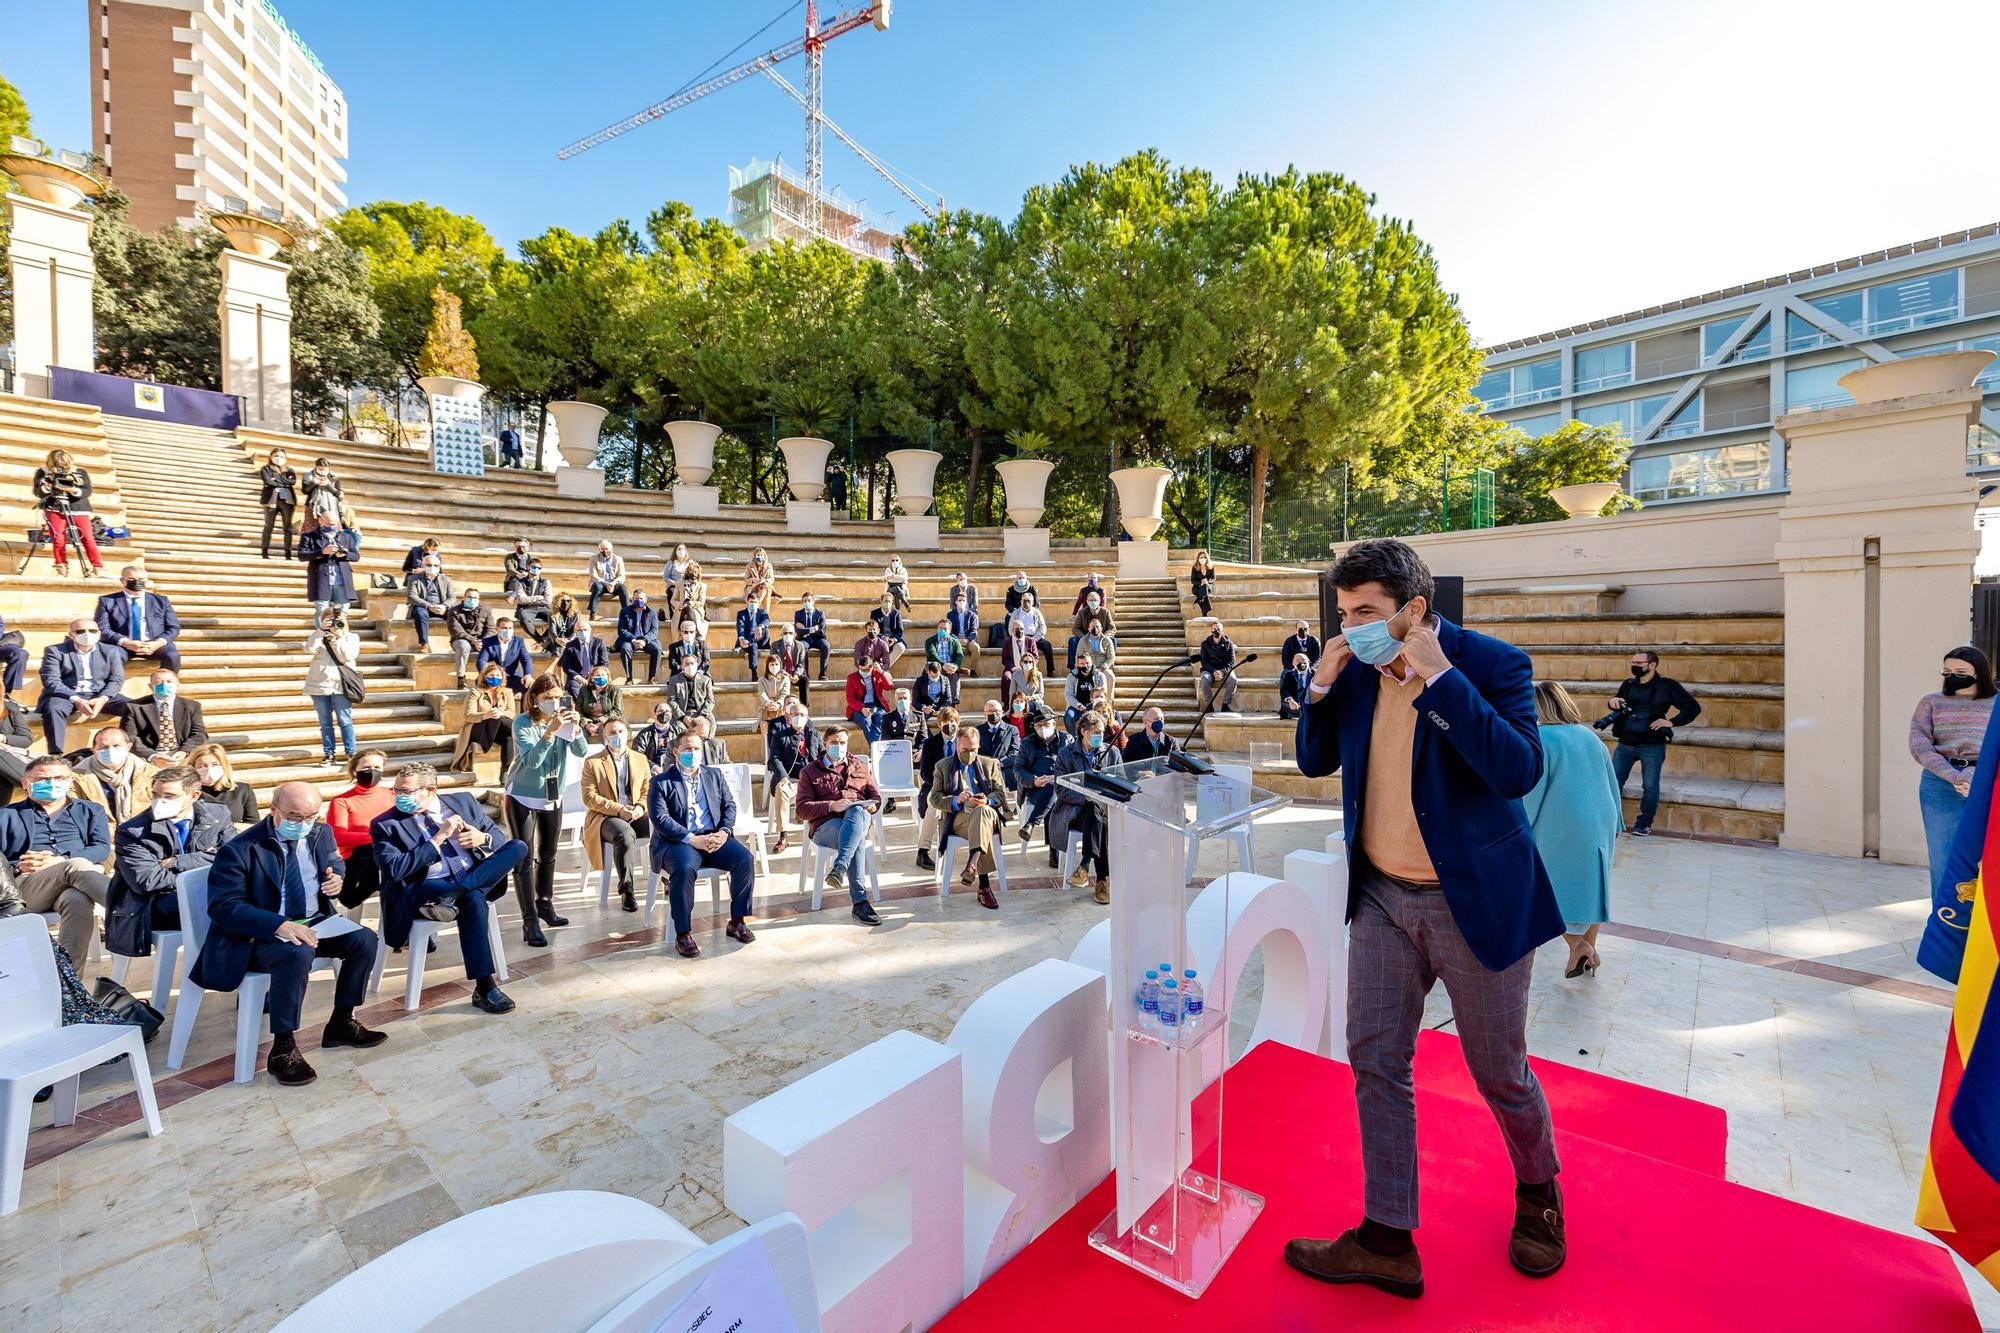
[46,511,102,572]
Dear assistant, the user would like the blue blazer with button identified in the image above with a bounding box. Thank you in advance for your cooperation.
[189,819,347,994]
[1295,615,1563,972]
[647,764,737,869]
[94,590,181,650]
[370,792,509,950]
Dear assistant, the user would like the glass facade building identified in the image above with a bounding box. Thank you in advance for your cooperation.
[1474,224,2000,505]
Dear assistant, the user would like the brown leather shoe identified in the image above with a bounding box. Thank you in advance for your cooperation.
[674,932,701,958]
[1283,1230,1423,1299]
[726,918,755,944]
[1510,1180,1565,1276]
[976,885,999,911]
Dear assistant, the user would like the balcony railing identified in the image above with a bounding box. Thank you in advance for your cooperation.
[1700,404,1772,432]
[1785,329,1838,353]
[1864,302,1961,337]
[1573,371,1633,393]
[1635,353,1700,379]
[1786,391,1851,413]
[1656,415,1703,440]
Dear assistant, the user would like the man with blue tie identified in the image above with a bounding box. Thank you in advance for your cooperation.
[734,596,771,680]
[94,563,182,674]
[648,729,756,959]
[369,762,525,1015]
[106,765,231,961]
[557,619,611,695]
[477,617,536,705]
[793,594,830,681]
[190,781,385,1086]
[37,619,125,754]
[614,591,662,684]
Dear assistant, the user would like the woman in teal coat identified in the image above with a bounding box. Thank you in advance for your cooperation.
[1521,681,1621,978]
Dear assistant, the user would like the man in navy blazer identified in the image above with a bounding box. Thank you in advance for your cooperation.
[476,618,536,701]
[94,564,182,672]
[614,592,662,684]
[1284,539,1565,1298]
[369,762,526,1014]
[557,620,611,694]
[189,781,385,1086]
[38,619,126,754]
[648,728,755,960]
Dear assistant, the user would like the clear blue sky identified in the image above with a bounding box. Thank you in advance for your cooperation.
[10,0,2000,342]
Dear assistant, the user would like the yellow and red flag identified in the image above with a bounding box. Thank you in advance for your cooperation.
[1919,835,2000,1285]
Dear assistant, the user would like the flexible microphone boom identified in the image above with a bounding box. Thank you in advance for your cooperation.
[1178,652,1258,754]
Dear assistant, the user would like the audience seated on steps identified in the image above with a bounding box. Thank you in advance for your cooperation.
[763,702,819,856]
[0,612,27,698]
[506,674,588,949]
[661,541,692,621]
[734,597,771,681]
[683,715,730,768]
[0,755,112,972]
[1071,572,1107,615]
[614,591,662,684]
[1122,706,1177,762]
[510,561,554,645]
[587,541,630,620]
[677,562,710,640]
[404,554,451,653]
[581,718,650,914]
[845,655,896,743]
[632,701,677,770]
[1008,593,1056,673]
[0,694,33,804]
[37,618,123,755]
[976,700,1020,786]
[913,659,952,717]
[854,620,895,676]
[867,596,908,667]
[949,571,981,625]
[666,621,711,678]
[927,720,1015,911]
[445,588,492,688]
[371,762,522,1015]
[1281,619,1323,674]
[452,670,518,773]
[881,688,913,743]
[665,656,716,730]
[648,726,756,960]
[556,620,611,696]
[775,624,814,709]
[94,562,182,673]
[106,763,229,963]
[1069,587,1115,652]
[742,546,777,613]
[476,617,535,707]
[946,595,982,673]
[190,743,258,826]
[1064,655,1108,735]
[1280,653,1312,720]
[400,536,441,577]
[117,668,206,765]
[792,594,831,680]
[502,537,534,597]
[1199,620,1240,713]
[573,667,621,741]
[794,722,881,926]
[78,727,147,825]
[923,617,967,703]
[756,655,792,737]
[545,593,581,658]
[912,706,959,872]
[189,780,386,1087]
[326,750,394,912]
[882,556,912,612]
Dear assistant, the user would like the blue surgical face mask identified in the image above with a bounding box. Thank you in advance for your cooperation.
[826,743,848,763]
[677,750,699,771]
[1086,733,1105,751]
[277,818,312,841]
[28,778,65,803]
[1342,604,1410,668]
[152,683,175,700]
[393,792,422,814]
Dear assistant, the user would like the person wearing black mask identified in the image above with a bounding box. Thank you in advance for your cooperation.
[1911,646,1997,925]
[977,700,1021,787]
[1592,649,1700,836]
[327,750,395,909]
[258,447,299,560]
[1014,708,1066,853]
[1122,706,1177,762]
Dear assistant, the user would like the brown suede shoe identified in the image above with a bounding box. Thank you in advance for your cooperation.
[1283,1230,1423,1299]
[1509,1180,1566,1277]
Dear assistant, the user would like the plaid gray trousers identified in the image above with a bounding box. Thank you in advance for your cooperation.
[1347,861,1560,1229]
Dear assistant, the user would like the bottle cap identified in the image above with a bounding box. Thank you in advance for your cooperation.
[1184,969,1196,978]
[1163,978,1178,988]
[1145,969,1157,979]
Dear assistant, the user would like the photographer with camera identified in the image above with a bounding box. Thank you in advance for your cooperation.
[32,448,105,579]
[303,608,362,767]
[1593,649,1700,836]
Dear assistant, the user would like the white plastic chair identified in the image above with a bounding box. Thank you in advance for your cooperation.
[798,811,883,910]
[641,765,772,927]
[107,928,184,1013]
[36,911,100,972]
[1055,827,1088,889]
[936,822,1012,900]
[368,898,510,1010]
[871,739,920,847]
[0,914,163,1215]
[594,833,659,917]
[165,867,350,1084]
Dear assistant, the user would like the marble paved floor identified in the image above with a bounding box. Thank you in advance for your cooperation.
[1,807,1988,1331]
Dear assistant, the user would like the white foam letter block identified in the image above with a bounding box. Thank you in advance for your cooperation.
[1117,539,1169,580]
[1002,526,1051,566]
[1284,848,1350,1063]
[1186,872,1328,1074]
[725,1030,963,1333]
[786,500,833,534]
[555,465,605,499]
[672,483,720,516]
[1067,918,1112,992]
[946,959,1111,1294]
[894,515,941,549]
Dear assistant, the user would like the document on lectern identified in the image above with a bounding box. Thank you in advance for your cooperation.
[652,1239,800,1333]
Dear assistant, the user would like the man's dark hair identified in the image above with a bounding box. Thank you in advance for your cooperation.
[1331,538,1436,609]
[1637,649,1660,666]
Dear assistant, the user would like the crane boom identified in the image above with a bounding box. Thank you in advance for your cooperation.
[555,4,882,161]
[757,64,938,220]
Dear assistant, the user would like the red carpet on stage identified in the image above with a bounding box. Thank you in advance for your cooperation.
[936,1041,1975,1332]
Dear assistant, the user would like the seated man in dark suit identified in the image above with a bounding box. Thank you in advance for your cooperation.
[94,563,182,674]
[369,761,524,1015]
[118,668,209,766]
[648,728,756,960]
[792,595,831,680]
[614,590,663,684]
[557,619,611,695]
[188,780,386,1086]
[976,699,1022,788]
[0,612,27,697]
[734,597,771,681]
[38,619,125,755]
[477,617,536,704]
[0,693,35,805]
[106,764,231,962]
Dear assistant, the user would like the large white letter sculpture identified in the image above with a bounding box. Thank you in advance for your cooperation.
[1287,847,1351,1062]
[947,958,1111,1294]
[724,1030,963,1333]
[1185,872,1330,1079]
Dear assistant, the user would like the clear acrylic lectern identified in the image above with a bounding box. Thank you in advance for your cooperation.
[1055,757,1290,1298]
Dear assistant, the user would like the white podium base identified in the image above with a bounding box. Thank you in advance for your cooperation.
[1003,527,1052,565]
[786,500,833,534]
[894,515,940,549]
[673,483,719,516]
[555,466,604,499]
[1118,540,1170,579]
[1088,1171,1264,1299]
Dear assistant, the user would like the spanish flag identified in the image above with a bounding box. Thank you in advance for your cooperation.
[1919,801,2000,1283]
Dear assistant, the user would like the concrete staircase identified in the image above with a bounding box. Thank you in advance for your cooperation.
[1101,577,1191,728]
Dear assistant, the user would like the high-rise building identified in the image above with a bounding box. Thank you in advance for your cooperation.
[1475,224,2000,505]
[729,157,901,263]
[90,0,348,233]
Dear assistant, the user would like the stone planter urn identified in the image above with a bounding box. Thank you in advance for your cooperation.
[547,401,608,470]
[778,436,836,501]
[665,420,720,486]
[995,458,1056,527]
[1110,466,1173,541]
[1550,481,1620,520]
[208,210,294,259]
[886,448,943,515]
[0,152,103,210]
[1839,350,1995,403]
[416,375,485,404]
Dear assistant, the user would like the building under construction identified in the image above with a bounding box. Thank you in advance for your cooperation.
[728,156,903,262]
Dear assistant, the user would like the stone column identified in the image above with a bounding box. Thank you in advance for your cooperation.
[210,212,296,432]
[1,152,104,396]
[1774,351,1989,862]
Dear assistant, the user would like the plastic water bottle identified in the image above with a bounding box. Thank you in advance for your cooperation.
[1158,977,1182,1040]
[1139,969,1160,1020]
[1181,969,1205,1033]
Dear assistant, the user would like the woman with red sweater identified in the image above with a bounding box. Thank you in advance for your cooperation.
[326,749,394,910]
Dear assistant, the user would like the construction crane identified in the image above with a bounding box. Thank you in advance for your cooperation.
[556,1,940,245]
